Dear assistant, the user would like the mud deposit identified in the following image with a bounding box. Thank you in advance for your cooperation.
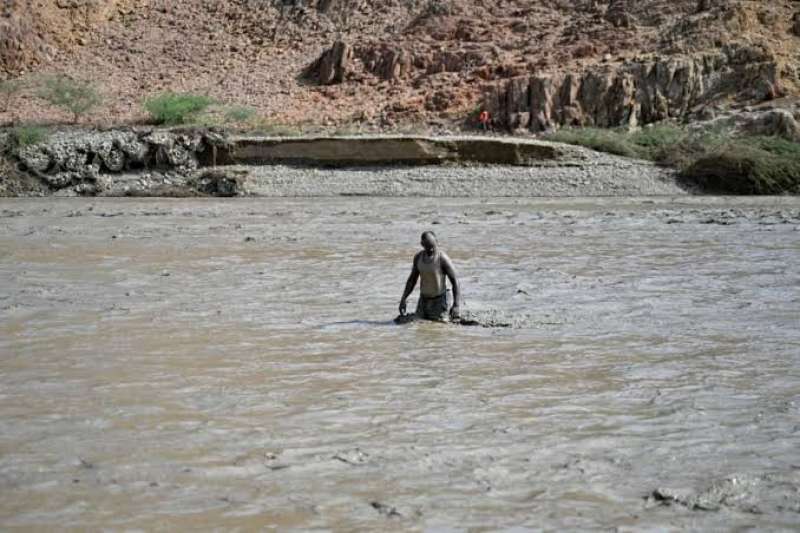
[1,197,799,530]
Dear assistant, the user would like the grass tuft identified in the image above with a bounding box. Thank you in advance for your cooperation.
[223,105,257,125]
[9,125,50,148]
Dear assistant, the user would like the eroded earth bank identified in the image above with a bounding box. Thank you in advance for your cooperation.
[1,197,799,530]
[1,129,685,197]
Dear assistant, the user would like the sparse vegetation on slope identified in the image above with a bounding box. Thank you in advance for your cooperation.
[0,79,24,114]
[37,76,102,124]
[547,126,800,194]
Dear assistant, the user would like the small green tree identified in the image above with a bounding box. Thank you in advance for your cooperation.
[37,75,102,123]
[144,92,216,125]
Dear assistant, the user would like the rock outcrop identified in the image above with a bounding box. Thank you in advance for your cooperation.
[487,44,782,132]
[740,109,800,141]
[12,129,231,195]
[691,107,800,142]
[316,41,352,85]
[310,41,491,84]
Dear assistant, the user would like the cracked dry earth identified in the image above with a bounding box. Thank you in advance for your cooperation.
[1,196,799,529]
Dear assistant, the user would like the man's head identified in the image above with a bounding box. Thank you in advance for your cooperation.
[420,231,438,253]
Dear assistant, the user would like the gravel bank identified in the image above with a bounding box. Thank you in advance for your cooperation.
[237,146,686,197]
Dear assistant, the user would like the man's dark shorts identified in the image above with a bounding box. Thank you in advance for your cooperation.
[416,290,452,321]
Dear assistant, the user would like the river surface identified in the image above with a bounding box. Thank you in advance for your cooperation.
[1,197,799,530]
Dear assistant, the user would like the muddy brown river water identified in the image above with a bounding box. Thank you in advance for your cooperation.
[1,197,799,530]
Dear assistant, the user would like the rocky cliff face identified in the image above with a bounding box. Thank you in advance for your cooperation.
[0,0,798,129]
[485,1,799,131]
[489,44,783,132]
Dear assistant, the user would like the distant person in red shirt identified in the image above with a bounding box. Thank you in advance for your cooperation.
[478,110,490,131]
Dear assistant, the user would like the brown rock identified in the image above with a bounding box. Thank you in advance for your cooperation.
[377,48,412,81]
[317,41,352,85]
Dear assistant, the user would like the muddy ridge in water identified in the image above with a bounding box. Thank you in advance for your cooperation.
[1,197,799,530]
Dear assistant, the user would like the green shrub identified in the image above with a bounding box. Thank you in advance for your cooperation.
[144,92,215,125]
[546,124,800,194]
[37,75,102,123]
[223,105,257,124]
[10,125,50,148]
[684,140,800,194]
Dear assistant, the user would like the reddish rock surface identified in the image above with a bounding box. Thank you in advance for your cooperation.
[0,0,798,130]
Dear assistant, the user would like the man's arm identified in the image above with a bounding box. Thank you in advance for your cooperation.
[399,254,420,315]
[441,253,461,319]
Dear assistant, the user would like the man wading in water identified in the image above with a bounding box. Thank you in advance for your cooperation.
[398,231,461,322]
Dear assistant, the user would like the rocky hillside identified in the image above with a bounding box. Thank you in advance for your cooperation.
[1,0,799,131]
